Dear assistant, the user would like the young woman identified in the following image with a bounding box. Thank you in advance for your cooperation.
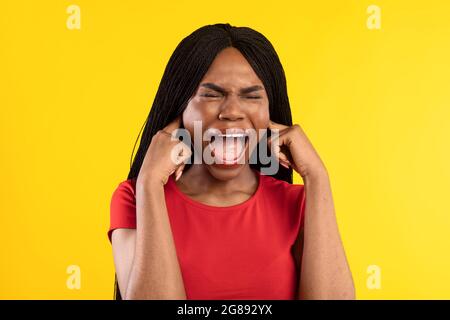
[108,23,355,300]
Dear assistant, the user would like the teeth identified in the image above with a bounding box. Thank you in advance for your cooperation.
[209,133,247,143]
[209,132,248,164]
[217,133,247,139]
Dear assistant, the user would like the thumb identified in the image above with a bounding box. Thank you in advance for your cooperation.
[173,142,191,181]
[174,163,185,181]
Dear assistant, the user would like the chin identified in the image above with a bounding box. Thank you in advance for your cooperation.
[205,162,248,181]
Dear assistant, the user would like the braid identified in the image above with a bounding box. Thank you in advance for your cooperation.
[115,23,294,299]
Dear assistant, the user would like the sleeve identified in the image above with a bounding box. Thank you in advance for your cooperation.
[108,180,137,243]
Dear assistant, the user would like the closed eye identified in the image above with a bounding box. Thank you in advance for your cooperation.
[201,93,221,98]
[200,93,261,99]
[244,96,261,99]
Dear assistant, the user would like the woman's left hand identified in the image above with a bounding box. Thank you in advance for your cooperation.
[268,120,327,180]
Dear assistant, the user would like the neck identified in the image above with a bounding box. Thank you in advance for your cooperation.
[178,164,258,195]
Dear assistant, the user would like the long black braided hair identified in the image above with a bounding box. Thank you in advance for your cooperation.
[114,23,294,300]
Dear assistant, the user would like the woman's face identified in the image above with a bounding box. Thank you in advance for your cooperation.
[182,47,270,180]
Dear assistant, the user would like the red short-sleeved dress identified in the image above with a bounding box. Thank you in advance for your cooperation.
[108,169,306,300]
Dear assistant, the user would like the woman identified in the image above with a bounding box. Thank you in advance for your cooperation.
[108,23,355,300]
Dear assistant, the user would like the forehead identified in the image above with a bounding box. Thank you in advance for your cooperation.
[200,47,264,88]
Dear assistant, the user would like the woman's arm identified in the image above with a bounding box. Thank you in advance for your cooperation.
[112,179,186,299]
[122,178,187,300]
[297,168,355,299]
[268,120,355,299]
[112,116,190,300]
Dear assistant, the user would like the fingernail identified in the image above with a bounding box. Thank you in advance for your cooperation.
[280,162,290,169]
[175,171,183,181]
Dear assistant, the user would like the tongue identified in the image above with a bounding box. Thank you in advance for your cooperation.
[210,137,245,163]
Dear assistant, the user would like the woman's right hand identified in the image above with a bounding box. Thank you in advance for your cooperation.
[137,116,192,187]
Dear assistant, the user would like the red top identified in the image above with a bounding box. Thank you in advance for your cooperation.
[108,170,306,300]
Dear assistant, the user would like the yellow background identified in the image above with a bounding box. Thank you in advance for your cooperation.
[1,0,449,299]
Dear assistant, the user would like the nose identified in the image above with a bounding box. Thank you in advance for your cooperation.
[218,95,245,121]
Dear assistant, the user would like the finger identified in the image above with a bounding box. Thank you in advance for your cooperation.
[174,163,185,181]
[268,132,292,167]
[170,142,184,166]
[268,137,290,162]
[279,160,290,169]
[268,120,289,131]
[174,144,191,180]
[278,151,291,164]
[163,115,182,135]
[172,142,192,166]
[268,131,285,153]
[267,135,279,163]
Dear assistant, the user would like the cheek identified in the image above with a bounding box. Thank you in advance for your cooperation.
[182,100,216,136]
[249,105,270,130]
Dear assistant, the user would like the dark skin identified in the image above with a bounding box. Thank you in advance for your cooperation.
[177,46,270,206]
[112,47,355,299]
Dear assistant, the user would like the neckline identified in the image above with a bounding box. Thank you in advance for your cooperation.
[167,169,263,212]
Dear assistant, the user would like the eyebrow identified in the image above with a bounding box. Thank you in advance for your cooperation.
[200,82,264,95]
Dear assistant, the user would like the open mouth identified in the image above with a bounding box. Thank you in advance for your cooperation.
[208,131,250,166]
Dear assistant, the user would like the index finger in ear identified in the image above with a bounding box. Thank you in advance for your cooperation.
[163,115,182,135]
[268,120,288,130]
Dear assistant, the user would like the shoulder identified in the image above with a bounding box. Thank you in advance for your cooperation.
[259,173,306,224]
[258,174,306,239]
[113,178,136,195]
[110,179,137,213]
[259,173,305,202]
[113,179,136,198]
[111,178,137,206]
[109,178,139,217]
[108,178,138,242]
